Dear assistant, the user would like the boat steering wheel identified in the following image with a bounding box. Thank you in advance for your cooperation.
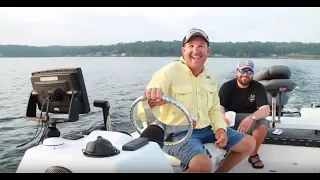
[129,95,193,146]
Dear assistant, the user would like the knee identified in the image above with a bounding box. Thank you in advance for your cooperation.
[187,153,212,172]
[242,135,256,153]
[253,124,268,134]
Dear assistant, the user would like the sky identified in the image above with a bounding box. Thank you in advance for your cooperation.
[0,7,319,46]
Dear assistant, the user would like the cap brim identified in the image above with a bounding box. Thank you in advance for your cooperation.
[238,66,253,70]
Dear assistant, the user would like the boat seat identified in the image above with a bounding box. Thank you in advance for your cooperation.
[140,124,226,169]
[260,78,296,110]
[254,65,296,95]
[254,65,297,115]
[165,154,181,167]
[259,79,296,95]
[164,143,226,168]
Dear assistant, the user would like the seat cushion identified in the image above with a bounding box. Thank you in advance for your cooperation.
[165,153,181,167]
[164,143,226,168]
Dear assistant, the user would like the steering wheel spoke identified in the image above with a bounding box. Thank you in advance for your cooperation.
[129,95,193,146]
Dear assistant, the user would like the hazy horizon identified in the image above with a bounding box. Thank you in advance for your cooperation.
[1,7,320,46]
[1,40,319,48]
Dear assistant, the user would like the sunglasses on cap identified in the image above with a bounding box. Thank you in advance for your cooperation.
[238,69,254,75]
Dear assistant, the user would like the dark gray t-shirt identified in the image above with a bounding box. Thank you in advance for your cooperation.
[219,78,269,113]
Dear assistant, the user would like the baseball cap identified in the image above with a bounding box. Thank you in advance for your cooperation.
[237,60,254,70]
[182,28,210,46]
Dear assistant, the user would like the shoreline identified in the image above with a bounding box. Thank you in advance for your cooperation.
[0,55,319,60]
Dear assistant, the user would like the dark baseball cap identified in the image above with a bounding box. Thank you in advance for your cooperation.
[237,60,254,70]
[182,28,209,46]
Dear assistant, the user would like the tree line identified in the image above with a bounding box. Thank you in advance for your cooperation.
[0,41,320,58]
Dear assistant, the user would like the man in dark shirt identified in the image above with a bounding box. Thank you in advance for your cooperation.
[218,60,270,169]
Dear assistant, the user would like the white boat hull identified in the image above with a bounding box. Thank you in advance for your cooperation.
[17,130,174,173]
[16,107,320,173]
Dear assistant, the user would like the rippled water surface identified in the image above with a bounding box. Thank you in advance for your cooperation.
[0,57,319,172]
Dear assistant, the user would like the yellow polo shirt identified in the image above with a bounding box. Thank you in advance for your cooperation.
[137,57,227,133]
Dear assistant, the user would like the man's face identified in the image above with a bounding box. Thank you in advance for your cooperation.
[236,68,254,86]
[181,36,210,72]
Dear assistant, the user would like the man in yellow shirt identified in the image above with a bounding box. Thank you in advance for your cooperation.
[138,28,256,173]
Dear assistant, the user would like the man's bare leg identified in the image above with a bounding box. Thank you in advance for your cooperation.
[249,124,267,167]
[215,135,255,173]
[184,153,212,173]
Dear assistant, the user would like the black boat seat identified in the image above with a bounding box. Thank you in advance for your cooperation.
[259,79,296,96]
[254,65,297,113]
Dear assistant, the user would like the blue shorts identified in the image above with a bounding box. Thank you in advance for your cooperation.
[162,126,246,171]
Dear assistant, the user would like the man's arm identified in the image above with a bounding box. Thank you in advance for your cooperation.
[250,83,270,120]
[218,82,231,122]
[209,94,227,133]
[209,79,228,133]
[137,70,171,120]
[220,105,226,115]
[250,105,270,120]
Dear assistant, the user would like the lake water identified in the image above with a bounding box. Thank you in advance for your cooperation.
[0,57,319,173]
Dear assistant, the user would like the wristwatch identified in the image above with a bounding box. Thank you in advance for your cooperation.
[251,115,256,121]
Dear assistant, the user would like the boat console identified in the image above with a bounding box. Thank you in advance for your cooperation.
[25,68,91,139]
[17,67,187,173]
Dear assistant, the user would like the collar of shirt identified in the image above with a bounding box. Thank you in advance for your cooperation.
[177,56,208,77]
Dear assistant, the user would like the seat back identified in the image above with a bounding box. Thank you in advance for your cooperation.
[254,65,297,115]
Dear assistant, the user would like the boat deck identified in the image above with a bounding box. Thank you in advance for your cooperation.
[264,127,320,147]
[171,127,320,173]
[230,144,320,173]
[173,144,320,173]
